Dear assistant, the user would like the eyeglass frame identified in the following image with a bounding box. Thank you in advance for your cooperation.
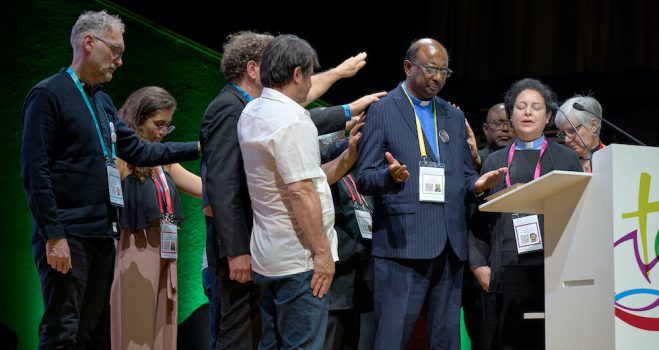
[93,35,123,60]
[485,119,512,131]
[556,124,583,140]
[156,125,176,135]
[407,59,453,78]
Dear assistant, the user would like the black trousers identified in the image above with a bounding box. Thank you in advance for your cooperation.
[494,265,545,350]
[462,266,485,350]
[324,309,360,350]
[33,235,115,349]
[215,258,261,350]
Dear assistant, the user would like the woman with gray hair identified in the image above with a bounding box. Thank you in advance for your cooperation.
[555,95,605,172]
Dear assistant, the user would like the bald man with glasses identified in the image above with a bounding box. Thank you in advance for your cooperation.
[480,103,514,166]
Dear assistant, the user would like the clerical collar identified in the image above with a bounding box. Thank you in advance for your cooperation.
[514,135,545,150]
[403,82,433,108]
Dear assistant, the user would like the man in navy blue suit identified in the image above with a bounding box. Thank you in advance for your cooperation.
[356,38,505,349]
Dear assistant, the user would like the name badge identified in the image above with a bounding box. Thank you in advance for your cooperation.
[107,164,124,207]
[354,206,373,240]
[160,220,178,259]
[512,214,543,254]
[419,161,445,203]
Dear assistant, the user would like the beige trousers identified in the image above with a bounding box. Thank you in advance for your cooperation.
[110,224,177,350]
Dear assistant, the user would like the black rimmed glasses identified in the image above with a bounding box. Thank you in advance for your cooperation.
[408,59,453,78]
[557,124,583,140]
[487,119,512,130]
[94,35,123,60]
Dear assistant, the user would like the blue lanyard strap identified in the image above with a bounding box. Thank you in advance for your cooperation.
[66,67,116,161]
[230,82,254,102]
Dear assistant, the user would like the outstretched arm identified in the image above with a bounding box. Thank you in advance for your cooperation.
[321,116,365,184]
[168,163,202,198]
[304,52,367,106]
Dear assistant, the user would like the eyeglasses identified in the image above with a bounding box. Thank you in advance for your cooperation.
[94,35,123,60]
[486,119,512,130]
[156,125,176,135]
[556,124,582,140]
[407,59,453,78]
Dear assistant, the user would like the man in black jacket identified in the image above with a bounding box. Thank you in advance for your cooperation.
[21,11,199,349]
[200,31,383,349]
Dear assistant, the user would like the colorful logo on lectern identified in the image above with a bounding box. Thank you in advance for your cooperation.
[614,172,659,331]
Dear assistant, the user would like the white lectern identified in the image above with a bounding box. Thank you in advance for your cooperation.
[479,144,659,349]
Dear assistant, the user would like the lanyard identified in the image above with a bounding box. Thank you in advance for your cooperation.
[505,138,548,188]
[401,82,439,162]
[341,174,364,206]
[152,166,174,219]
[230,82,254,102]
[66,67,116,161]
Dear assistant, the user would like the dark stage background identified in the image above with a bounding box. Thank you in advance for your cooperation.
[114,0,659,145]
[1,0,657,349]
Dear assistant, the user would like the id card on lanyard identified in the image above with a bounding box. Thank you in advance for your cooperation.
[342,175,373,239]
[401,83,446,203]
[66,67,123,206]
[152,166,178,259]
[513,214,543,254]
[506,139,548,254]
[107,164,124,206]
[419,161,445,203]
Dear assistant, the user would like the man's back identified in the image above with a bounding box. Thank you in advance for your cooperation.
[238,88,336,277]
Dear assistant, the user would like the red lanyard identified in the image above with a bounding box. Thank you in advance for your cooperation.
[151,166,173,218]
[505,138,548,188]
[341,174,364,206]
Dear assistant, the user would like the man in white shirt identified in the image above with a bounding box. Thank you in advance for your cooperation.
[237,34,360,350]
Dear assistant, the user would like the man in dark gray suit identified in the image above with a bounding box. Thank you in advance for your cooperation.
[356,38,505,349]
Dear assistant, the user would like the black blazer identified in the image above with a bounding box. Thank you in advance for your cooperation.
[200,83,346,273]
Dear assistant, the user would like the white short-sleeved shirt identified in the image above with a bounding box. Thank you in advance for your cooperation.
[237,87,338,277]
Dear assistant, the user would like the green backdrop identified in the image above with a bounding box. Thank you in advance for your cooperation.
[1,1,470,349]
[2,1,226,348]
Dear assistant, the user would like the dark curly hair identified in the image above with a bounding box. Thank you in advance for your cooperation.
[220,31,274,81]
[503,78,557,119]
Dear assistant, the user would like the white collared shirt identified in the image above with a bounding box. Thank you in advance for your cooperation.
[237,87,338,277]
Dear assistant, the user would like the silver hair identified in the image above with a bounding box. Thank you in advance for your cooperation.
[70,10,125,47]
[556,95,603,134]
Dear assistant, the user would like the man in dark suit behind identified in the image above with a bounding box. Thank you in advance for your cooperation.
[199,31,381,349]
[356,38,505,349]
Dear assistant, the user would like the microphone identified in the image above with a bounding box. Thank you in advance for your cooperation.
[572,102,646,146]
[552,103,593,162]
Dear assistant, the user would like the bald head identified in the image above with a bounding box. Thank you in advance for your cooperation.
[486,103,506,123]
[404,38,450,100]
[482,103,512,149]
[406,38,447,62]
